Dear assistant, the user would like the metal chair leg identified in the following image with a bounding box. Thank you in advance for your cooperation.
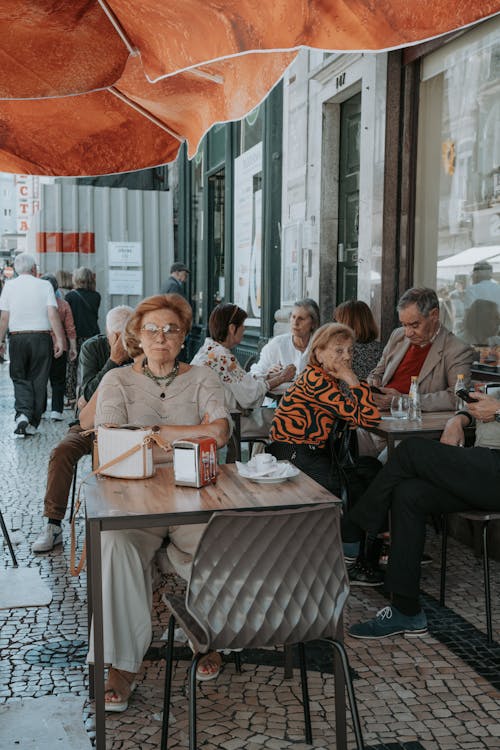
[234,651,242,673]
[283,644,294,679]
[326,639,365,750]
[69,463,78,522]
[161,615,176,749]
[297,642,312,744]
[189,653,203,750]
[439,514,448,607]
[0,508,18,567]
[481,521,493,645]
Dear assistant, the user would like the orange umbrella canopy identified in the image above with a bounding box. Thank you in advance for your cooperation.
[0,0,498,176]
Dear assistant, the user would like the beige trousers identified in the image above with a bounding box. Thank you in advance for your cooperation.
[87,523,205,673]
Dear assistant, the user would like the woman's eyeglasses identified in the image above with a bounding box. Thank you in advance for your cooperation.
[141,322,182,338]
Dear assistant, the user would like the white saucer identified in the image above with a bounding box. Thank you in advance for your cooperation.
[236,460,300,483]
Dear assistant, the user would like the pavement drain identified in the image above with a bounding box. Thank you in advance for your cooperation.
[23,639,87,666]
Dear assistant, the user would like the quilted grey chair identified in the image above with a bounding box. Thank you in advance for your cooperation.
[161,504,365,749]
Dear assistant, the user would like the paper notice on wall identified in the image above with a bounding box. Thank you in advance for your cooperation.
[108,241,142,267]
[108,269,143,296]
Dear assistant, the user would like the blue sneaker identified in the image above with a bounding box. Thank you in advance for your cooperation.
[348,605,428,640]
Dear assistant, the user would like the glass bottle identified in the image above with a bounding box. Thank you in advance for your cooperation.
[408,376,422,421]
[454,373,465,410]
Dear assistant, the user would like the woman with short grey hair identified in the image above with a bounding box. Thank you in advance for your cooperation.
[250,298,320,393]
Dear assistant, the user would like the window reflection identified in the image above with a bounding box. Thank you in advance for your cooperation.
[415,18,500,367]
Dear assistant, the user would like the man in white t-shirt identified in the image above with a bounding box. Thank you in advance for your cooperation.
[0,253,65,437]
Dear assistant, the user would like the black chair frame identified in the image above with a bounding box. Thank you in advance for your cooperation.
[440,511,500,644]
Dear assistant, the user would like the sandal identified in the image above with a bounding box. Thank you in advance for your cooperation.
[196,651,222,682]
[104,667,137,712]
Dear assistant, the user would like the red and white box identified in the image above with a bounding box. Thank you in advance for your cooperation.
[172,437,217,487]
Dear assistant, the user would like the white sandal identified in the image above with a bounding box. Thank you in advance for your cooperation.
[104,668,137,712]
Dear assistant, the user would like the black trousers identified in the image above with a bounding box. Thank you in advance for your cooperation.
[269,441,364,546]
[9,332,53,427]
[348,437,500,599]
[268,441,341,494]
[45,351,68,414]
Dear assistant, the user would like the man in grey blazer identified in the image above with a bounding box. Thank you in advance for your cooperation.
[350,287,475,587]
[368,287,475,413]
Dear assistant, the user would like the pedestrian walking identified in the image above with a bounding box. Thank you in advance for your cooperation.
[64,266,101,404]
[0,253,65,437]
[41,274,77,420]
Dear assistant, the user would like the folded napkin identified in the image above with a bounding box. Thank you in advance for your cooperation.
[235,459,297,479]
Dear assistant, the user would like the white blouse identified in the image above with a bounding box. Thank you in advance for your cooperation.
[191,337,267,411]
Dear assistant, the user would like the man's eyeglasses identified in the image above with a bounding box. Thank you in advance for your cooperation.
[141,322,183,338]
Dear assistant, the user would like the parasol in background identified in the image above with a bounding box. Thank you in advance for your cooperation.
[0,0,498,176]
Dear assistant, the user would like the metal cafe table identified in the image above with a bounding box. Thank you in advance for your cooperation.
[82,463,344,750]
[368,410,459,456]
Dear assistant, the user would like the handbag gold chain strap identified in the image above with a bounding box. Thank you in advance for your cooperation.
[69,431,172,576]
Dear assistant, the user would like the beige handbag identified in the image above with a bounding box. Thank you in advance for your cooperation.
[70,425,171,576]
[96,425,157,478]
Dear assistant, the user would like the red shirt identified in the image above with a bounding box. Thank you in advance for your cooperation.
[386,343,432,394]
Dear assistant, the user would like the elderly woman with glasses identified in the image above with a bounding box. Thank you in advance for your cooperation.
[85,294,231,711]
[191,303,295,441]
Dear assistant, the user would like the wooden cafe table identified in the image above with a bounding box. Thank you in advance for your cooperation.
[82,463,344,750]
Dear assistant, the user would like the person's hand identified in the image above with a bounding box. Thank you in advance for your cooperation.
[328,362,359,387]
[77,395,87,411]
[266,364,283,376]
[440,415,467,446]
[266,364,296,391]
[109,332,129,365]
[53,339,64,358]
[275,364,296,384]
[372,387,400,411]
[69,346,78,362]
[467,392,499,423]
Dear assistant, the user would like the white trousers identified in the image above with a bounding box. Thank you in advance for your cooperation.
[87,523,205,673]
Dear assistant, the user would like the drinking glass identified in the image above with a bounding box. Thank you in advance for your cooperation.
[390,395,409,419]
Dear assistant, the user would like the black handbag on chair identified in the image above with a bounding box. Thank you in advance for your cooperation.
[328,420,381,510]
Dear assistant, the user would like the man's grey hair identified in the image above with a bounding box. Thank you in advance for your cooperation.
[397,287,439,317]
[14,253,37,275]
[106,305,133,334]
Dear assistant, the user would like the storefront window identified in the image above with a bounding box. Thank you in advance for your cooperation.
[415,17,500,364]
[234,104,264,326]
[240,105,264,153]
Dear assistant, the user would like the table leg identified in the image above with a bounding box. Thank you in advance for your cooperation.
[86,514,94,700]
[386,435,396,459]
[334,615,347,750]
[89,518,106,750]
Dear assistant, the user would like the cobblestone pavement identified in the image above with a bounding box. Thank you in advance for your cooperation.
[0,362,499,749]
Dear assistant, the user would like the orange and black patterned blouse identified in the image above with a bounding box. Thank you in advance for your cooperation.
[270,365,380,447]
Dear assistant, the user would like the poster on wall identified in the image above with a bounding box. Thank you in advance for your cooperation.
[109,269,143,296]
[281,223,303,305]
[108,241,142,267]
[233,142,263,327]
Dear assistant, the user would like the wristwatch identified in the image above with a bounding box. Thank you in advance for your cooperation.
[495,410,500,423]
